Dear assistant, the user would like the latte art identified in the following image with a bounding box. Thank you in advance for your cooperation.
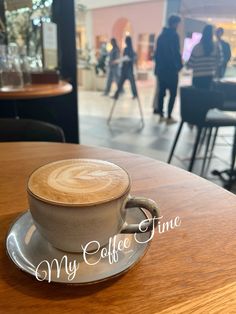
[28,159,130,206]
[48,165,122,194]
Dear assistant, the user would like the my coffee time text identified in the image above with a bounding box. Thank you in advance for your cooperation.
[35,216,181,282]
[82,236,131,266]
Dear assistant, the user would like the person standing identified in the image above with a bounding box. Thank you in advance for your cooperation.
[113,36,138,100]
[104,38,120,96]
[154,15,183,123]
[215,27,231,78]
[187,25,219,89]
[152,50,159,113]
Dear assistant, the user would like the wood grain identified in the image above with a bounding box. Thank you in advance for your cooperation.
[0,142,236,314]
[158,282,236,313]
[0,81,72,100]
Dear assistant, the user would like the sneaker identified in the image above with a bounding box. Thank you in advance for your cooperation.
[166,117,178,125]
[153,109,164,115]
[159,116,166,123]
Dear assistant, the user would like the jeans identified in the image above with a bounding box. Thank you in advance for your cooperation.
[158,73,178,118]
[104,65,120,95]
[114,70,138,100]
[95,60,106,75]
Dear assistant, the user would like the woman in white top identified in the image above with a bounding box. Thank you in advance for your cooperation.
[188,25,219,89]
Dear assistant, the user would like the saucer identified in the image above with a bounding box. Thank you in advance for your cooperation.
[6,208,151,284]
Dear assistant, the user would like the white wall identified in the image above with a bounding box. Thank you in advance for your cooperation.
[78,0,154,10]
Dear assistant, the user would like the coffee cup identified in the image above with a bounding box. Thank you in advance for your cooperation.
[27,159,159,253]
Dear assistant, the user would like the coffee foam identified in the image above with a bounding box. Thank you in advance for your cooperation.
[28,159,130,206]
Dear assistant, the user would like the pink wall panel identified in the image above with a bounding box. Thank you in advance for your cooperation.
[92,1,165,48]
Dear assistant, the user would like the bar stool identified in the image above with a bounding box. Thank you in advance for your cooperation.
[168,87,236,180]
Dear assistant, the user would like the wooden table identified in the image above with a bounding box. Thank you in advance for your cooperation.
[0,80,73,100]
[0,142,236,313]
[0,80,73,118]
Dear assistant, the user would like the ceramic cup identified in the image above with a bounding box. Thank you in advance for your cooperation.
[27,159,160,253]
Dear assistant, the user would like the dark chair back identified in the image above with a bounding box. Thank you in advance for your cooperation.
[213,81,236,102]
[180,87,224,126]
[0,119,65,142]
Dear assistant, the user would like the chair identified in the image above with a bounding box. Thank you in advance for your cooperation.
[168,87,236,180]
[0,119,65,142]
[211,81,236,189]
[213,81,236,111]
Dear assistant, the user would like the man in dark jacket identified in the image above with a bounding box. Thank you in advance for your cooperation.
[216,27,231,78]
[154,15,183,123]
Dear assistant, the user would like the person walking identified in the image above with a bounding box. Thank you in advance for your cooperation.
[113,36,138,100]
[154,15,183,123]
[187,25,219,89]
[104,38,121,96]
[95,43,107,75]
[215,27,231,78]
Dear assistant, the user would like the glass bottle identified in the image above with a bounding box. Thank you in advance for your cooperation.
[0,45,7,88]
[3,43,24,89]
[20,46,31,85]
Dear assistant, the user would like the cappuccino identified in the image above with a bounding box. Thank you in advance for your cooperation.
[27,158,159,252]
[28,159,130,206]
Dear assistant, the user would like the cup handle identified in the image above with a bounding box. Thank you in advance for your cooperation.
[121,196,160,234]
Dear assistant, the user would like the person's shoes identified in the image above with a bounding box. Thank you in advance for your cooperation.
[159,116,166,123]
[102,92,109,96]
[153,108,164,116]
[166,117,178,125]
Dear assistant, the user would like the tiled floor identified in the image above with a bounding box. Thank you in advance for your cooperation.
[79,74,236,192]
